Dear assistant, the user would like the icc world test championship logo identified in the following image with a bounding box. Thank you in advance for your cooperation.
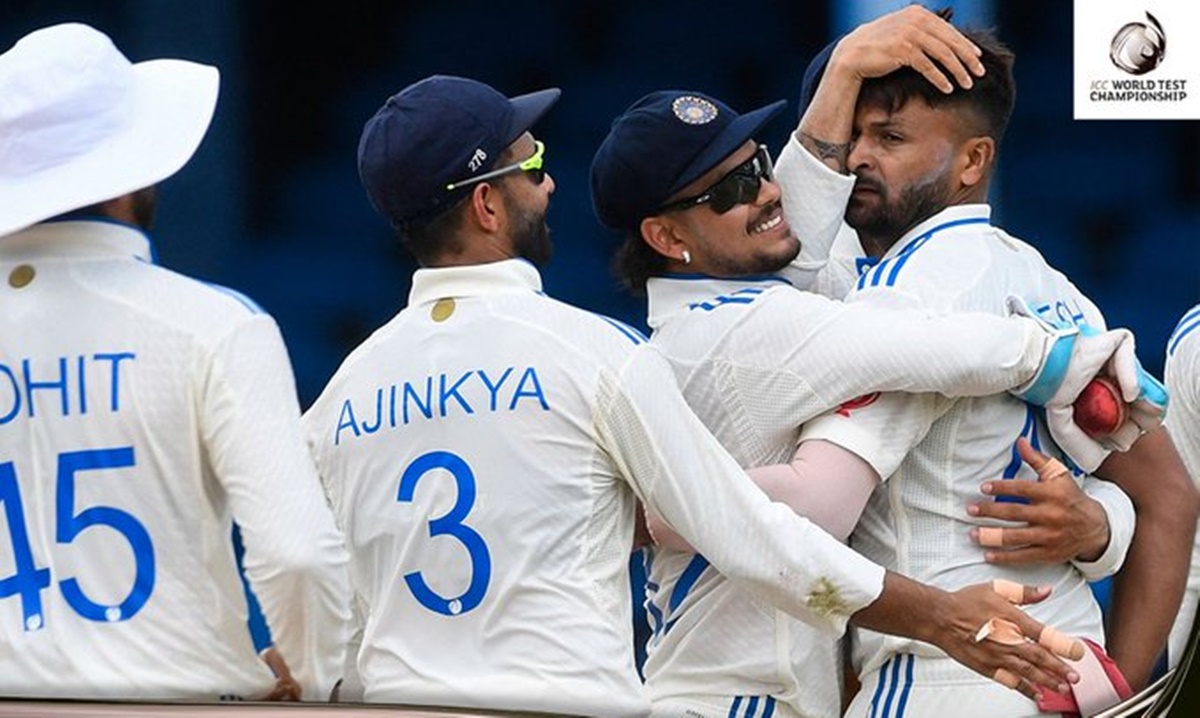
[1109,11,1167,75]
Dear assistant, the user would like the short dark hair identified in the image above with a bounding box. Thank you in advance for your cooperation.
[858,27,1015,148]
[612,232,668,295]
[395,195,470,265]
[395,144,522,265]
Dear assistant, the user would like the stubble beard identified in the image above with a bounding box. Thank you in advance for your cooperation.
[506,195,553,267]
[707,235,800,277]
[846,171,954,256]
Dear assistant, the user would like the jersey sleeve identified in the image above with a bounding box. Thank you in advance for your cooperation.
[199,314,352,699]
[750,290,1047,407]
[773,135,857,293]
[593,344,886,636]
[1071,477,1135,580]
[798,392,948,481]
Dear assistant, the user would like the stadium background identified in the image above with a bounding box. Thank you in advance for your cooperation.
[2,0,1198,706]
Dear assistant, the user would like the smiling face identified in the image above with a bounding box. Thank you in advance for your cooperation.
[650,140,800,278]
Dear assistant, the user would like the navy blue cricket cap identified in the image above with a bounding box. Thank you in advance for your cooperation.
[357,75,561,225]
[797,36,840,120]
[590,90,786,234]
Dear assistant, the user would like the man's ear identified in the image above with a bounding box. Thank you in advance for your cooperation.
[960,136,996,189]
[640,214,689,263]
[466,183,504,233]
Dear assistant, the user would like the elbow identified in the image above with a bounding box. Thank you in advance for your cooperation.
[1139,472,1200,531]
[251,531,349,586]
[1162,468,1200,525]
[820,512,857,544]
[1184,480,1200,526]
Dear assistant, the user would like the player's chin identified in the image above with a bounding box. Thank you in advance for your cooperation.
[845,199,877,228]
[761,236,801,270]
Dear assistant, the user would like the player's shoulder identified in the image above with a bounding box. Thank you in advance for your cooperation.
[851,214,1059,305]
[1168,304,1200,361]
[102,261,277,341]
[681,278,790,310]
[851,230,989,305]
[537,294,652,353]
[655,275,801,325]
[678,281,833,345]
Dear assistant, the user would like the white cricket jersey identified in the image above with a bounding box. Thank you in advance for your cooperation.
[1166,304,1200,664]
[302,259,889,717]
[0,221,350,700]
[804,205,1125,680]
[641,267,1080,714]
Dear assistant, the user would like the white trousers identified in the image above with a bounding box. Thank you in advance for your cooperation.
[845,654,1058,718]
[650,694,806,718]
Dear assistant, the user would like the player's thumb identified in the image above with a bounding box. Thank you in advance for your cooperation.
[1101,330,1140,403]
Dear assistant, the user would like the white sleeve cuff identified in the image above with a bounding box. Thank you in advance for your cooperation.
[1072,477,1136,580]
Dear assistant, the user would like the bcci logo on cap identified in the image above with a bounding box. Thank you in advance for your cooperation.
[671,96,718,125]
[1109,11,1167,75]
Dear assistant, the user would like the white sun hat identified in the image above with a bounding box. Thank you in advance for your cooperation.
[0,23,219,237]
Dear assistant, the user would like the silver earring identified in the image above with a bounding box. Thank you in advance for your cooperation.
[681,249,692,265]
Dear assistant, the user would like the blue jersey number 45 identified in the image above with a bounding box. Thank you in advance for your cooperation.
[0,447,156,631]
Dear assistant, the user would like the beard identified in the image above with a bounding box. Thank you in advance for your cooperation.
[703,202,801,277]
[505,196,553,266]
[845,171,953,254]
[708,238,800,277]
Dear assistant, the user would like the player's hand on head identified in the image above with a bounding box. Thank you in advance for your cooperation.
[830,4,984,92]
[934,581,1079,702]
[967,439,1109,565]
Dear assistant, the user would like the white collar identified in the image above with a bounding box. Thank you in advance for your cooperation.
[0,219,154,263]
[645,273,791,330]
[879,204,992,260]
[408,258,543,306]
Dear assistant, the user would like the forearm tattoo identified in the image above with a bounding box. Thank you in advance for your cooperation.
[799,131,850,174]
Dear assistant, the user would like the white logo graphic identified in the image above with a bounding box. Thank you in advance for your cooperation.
[468,148,487,172]
[671,96,719,125]
[1109,11,1167,75]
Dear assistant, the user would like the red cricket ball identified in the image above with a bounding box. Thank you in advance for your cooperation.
[1073,376,1128,438]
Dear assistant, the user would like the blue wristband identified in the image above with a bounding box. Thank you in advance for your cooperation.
[1019,333,1075,406]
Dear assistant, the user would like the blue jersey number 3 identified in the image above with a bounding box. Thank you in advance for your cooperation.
[397,451,491,616]
[0,447,156,630]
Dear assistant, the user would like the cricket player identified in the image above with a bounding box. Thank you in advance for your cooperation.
[0,24,350,700]
[1166,304,1200,666]
[302,74,1082,718]
[773,15,1197,715]
[590,48,1135,718]
[585,8,1147,715]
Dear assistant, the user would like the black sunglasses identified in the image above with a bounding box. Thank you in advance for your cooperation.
[660,144,774,215]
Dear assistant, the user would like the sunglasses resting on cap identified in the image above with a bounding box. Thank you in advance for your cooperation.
[446,140,547,192]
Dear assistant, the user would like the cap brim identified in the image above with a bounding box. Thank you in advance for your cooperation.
[0,58,218,237]
[504,87,562,144]
[668,99,787,196]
